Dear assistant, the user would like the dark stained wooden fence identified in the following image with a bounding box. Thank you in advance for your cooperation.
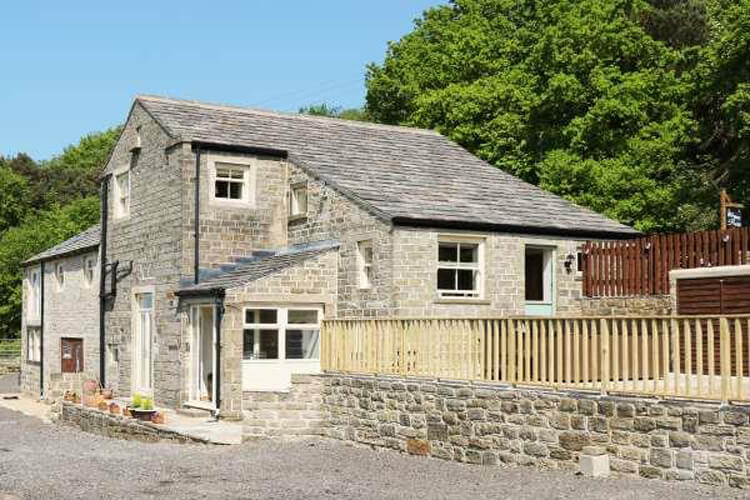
[582,227,750,297]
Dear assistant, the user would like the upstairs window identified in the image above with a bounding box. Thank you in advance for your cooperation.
[214,164,246,201]
[84,256,97,286]
[28,269,40,320]
[289,183,308,217]
[437,240,482,299]
[55,263,65,290]
[114,170,130,219]
[357,241,373,289]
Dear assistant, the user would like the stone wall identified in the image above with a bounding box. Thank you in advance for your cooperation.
[20,250,100,396]
[103,103,185,406]
[242,374,326,439]
[323,373,750,487]
[391,228,588,317]
[219,249,338,418]
[286,164,394,318]
[579,296,672,316]
[186,151,288,274]
[60,402,204,443]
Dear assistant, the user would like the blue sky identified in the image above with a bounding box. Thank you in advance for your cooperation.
[1,1,440,160]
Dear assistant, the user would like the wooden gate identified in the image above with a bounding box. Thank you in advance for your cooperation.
[61,338,83,373]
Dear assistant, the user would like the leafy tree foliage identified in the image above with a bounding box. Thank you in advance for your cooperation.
[0,127,119,337]
[299,103,371,122]
[0,167,30,234]
[364,0,746,232]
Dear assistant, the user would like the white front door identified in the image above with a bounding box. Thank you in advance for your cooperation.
[133,293,154,394]
[189,305,217,406]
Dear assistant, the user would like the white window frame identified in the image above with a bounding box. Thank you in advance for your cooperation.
[289,183,308,217]
[27,268,41,321]
[132,290,154,395]
[113,167,130,220]
[242,306,322,362]
[27,327,41,363]
[55,262,65,291]
[437,237,484,299]
[357,240,374,289]
[208,155,255,207]
[84,256,97,287]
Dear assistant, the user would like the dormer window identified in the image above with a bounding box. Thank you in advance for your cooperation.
[215,165,246,200]
[209,156,254,206]
[289,183,307,218]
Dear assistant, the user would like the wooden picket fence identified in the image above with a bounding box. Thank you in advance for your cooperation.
[582,227,750,297]
[321,316,750,402]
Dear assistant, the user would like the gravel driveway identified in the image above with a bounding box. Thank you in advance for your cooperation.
[0,374,19,394]
[0,406,744,499]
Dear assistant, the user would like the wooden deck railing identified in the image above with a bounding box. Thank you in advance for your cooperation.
[582,227,750,297]
[321,316,750,402]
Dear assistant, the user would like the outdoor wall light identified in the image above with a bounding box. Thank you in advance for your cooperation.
[564,253,575,273]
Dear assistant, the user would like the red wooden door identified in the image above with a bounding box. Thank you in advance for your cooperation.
[61,338,83,373]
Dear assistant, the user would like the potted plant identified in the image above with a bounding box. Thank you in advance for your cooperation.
[127,393,157,422]
[101,387,114,400]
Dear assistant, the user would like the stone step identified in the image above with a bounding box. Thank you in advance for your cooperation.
[176,406,213,418]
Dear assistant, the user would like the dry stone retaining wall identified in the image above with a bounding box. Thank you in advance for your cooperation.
[60,402,205,444]
[242,375,326,439]
[322,373,750,488]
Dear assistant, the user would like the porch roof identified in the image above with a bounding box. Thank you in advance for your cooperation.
[175,240,339,295]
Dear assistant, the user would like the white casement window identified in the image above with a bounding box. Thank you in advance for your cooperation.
[27,327,41,362]
[114,170,130,219]
[289,183,308,217]
[210,156,254,206]
[243,307,321,361]
[133,293,154,393]
[55,263,65,290]
[357,240,374,289]
[84,256,97,286]
[27,269,40,320]
[437,239,483,299]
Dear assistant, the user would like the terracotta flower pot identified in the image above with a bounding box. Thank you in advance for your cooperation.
[101,388,114,400]
[151,412,166,425]
[108,403,121,415]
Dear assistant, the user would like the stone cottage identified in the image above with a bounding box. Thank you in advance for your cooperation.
[20,95,637,420]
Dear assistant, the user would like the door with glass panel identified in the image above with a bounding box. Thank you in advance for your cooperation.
[242,306,322,391]
[188,305,216,406]
[133,293,154,394]
[524,246,555,316]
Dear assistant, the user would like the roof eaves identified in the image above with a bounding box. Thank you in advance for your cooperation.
[391,216,640,240]
[23,242,100,266]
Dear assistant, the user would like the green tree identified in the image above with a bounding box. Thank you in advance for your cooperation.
[0,167,30,234]
[364,0,718,232]
[299,103,371,122]
[0,196,100,339]
[689,0,750,209]
[3,126,121,210]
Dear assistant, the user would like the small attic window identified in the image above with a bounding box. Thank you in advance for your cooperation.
[134,126,142,149]
[289,183,308,218]
[208,155,254,206]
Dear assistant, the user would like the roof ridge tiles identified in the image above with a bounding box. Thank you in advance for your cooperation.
[135,94,440,137]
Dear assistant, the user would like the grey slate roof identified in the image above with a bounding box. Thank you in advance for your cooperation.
[24,224,100,265]
[177,241,340,294]
[137,95,638,237]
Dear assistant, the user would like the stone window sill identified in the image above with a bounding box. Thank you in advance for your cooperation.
[434,298,491,305]
[288,215,307,224]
